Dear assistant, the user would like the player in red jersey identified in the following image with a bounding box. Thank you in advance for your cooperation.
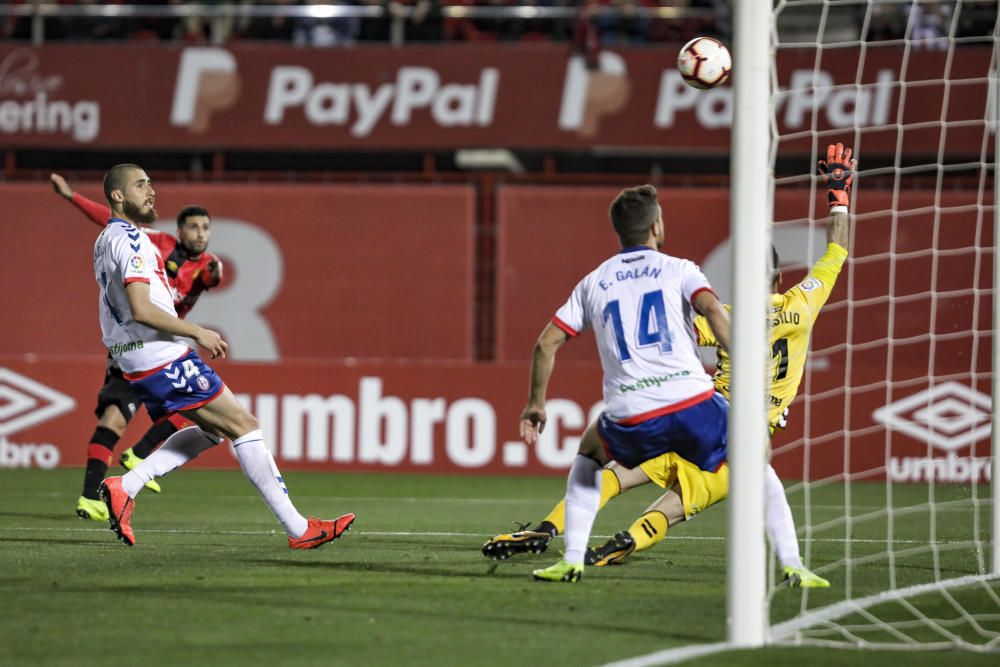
[51,173,224,519]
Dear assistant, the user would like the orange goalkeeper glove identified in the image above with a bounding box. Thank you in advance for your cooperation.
[817,142,856,210]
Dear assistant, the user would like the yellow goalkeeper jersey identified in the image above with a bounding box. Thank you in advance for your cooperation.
[694,243,848,428]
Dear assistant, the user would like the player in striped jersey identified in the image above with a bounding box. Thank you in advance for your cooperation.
[52,174,224,518]
[93,163,354,549]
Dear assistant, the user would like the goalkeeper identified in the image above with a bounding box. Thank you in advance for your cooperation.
[482,142,855,588]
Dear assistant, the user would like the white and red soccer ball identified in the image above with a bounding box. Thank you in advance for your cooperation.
[677,37,732,90]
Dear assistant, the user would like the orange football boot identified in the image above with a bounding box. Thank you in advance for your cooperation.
[288,514,356,550]
[99,476,136,547]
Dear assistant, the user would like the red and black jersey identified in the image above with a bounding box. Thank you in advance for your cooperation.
[70,192,222,318]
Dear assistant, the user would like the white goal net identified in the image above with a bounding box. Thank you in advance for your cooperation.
[768,0,1000,651]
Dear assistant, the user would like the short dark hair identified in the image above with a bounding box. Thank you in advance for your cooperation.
[609,185,660,247]
[103,163,142,205]
[176,205,211,227]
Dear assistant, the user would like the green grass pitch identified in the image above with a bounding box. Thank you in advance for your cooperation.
[0,468,996,666]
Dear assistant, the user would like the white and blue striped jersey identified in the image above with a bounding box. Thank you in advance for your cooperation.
[552,246,716,422]
[93,218,189,374]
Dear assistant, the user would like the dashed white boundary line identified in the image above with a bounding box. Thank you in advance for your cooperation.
[0,525,981,546]
[0,527,482,537]
[0,525,986,550]
[3,492,937,513]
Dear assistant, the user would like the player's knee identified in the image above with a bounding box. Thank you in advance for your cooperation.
[614,464,652,492]
[97,407,127,436]
[577,422,608,463]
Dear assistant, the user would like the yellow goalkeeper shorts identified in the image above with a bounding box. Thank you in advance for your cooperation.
[639,453,729,519]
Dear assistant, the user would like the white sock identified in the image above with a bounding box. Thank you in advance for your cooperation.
[121,426,220,498]
[765,464,803,569]
[563,454,602,565]
[232,430,308,538]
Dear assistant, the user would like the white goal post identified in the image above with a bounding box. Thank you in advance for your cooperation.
[729,0,999,653]
[727,0,773,648]
[993,33,999,578]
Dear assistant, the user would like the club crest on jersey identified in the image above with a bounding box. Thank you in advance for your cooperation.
[196,375,210,391]
[129,255,144,272]
[799,277,822,292]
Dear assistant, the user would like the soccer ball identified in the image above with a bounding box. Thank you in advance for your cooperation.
[677,37,732,90]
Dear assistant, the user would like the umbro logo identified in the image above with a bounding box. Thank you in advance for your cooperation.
[872,382,991,452]
[0,368,76,437]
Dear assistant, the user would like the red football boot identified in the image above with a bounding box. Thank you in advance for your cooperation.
[288,514,356,550]
[99,476,136,547]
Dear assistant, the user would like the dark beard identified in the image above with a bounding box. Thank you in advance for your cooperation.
[123,199,157,224]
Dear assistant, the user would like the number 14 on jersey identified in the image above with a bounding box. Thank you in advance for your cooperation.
[602,290,673,362]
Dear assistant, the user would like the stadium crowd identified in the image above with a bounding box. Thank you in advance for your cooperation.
[0,0,722,45]
[2,1,993,47]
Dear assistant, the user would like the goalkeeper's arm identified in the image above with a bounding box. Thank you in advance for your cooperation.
[817,142,856,253]
[828,209,849,252]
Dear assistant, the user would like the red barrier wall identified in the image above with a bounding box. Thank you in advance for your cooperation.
[0,351,991,484]
[0,183,476,361]
[0,183,992,484]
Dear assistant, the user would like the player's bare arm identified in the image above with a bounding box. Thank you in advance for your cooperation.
[520,322,571,445]
[50,172,73,199]
[125,282,228,359]
[54,171,113,226]
[694,290,731,351]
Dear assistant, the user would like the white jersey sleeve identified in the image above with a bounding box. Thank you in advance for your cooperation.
[94,219,189,374]
[553,278,590,336]
[679,259,715,304]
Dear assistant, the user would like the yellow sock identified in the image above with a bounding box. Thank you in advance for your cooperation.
[599,468,622,507]
[540,469,622,535]
[541,500,566,534]
[628,511,668,552]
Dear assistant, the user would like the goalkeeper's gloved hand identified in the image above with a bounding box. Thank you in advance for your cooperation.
[774,407,790,431]
[817,142,856,210]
